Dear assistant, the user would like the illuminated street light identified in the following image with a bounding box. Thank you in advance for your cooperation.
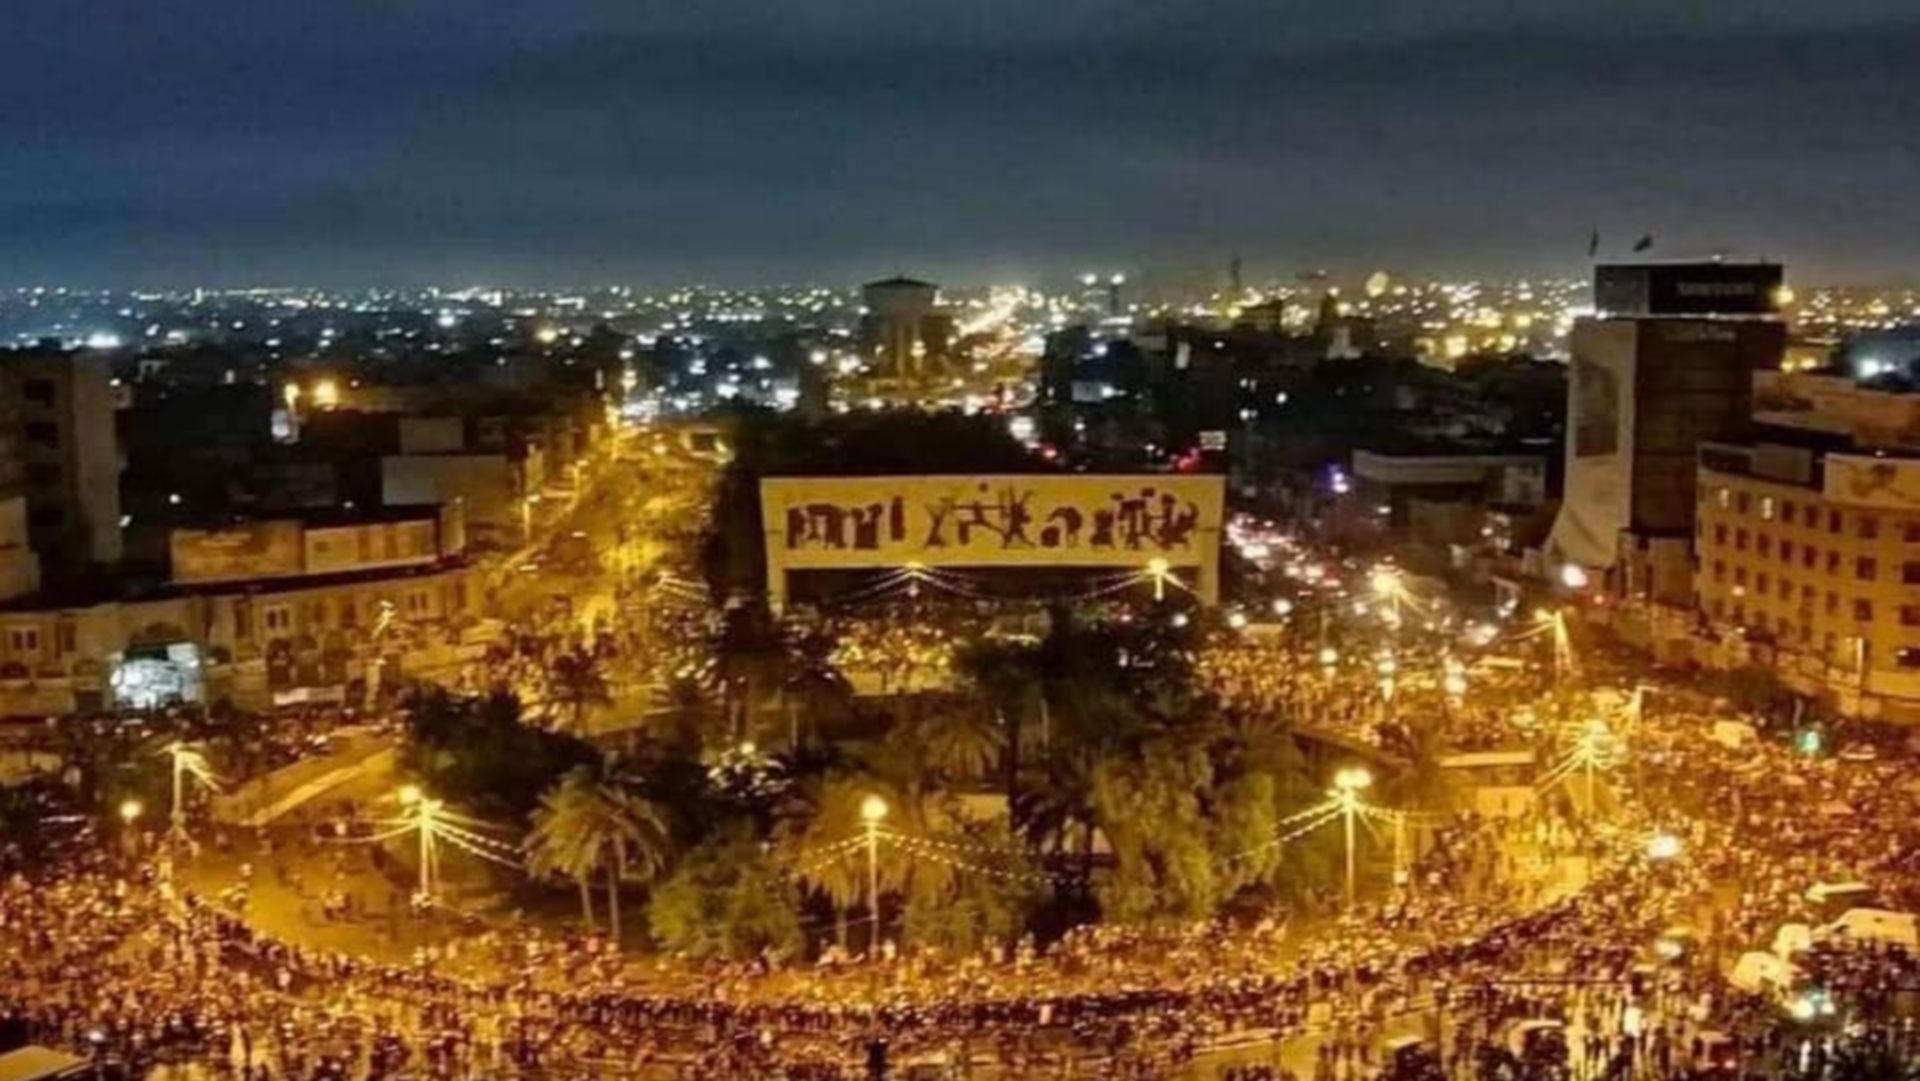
[1646,832,1683,862]
[1332,768,1373,908]
[1536,608,1576,677]
[1559,563,1590,590]
[1145,557,1172,602]
[1318,645,1340,671]
[119,798,144,825]
[1271,598,1293,617]
[394,787,448,902]
[860,795,889,956]
[1565,718,1621,813]
[161,740,220,838]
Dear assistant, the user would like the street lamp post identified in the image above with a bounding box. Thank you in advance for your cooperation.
[162,740,216,839]
[1146,558,1171,603]
[859,794,889,957]
[1332,768,1373,909]
[400,785,441,903]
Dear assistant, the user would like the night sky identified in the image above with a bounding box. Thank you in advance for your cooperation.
[9,1,1920,287]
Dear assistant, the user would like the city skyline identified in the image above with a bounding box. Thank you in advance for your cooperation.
[9,0,1920,286]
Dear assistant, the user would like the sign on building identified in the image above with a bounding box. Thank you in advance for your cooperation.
[759,474,1225,609]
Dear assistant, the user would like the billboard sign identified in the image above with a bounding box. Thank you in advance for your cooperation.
[1595,262,1783,318]
[762,475,1223,571]
[171,521,304,584]
[1824,455,1920,510]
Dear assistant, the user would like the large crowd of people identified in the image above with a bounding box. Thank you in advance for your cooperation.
[4,585,1920,1078]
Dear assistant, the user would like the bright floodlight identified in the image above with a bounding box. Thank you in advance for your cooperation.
[1559,563,1590,589]
[1226,611,1248,630]
[118,798,144,823]
[1272,598,1293,617]
[1146,557,1170,576]
[860,794,890,824]
[397,784,423,806]
[1334,767,1373,792]
[1370,568,1399,597]
[1318,646,1340,668]
[1646,832,1683,861]
[1443,672,1468,697]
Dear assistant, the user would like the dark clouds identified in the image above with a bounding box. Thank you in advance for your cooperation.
[6,1,1920,286]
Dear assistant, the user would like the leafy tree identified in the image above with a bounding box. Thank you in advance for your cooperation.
[648,825,803,960]
[404,688,598,824]
[898,820,1043,955]
[1088,737,1227,923]
[779,627,852,749]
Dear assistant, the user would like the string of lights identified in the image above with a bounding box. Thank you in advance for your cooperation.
[1224,803,1343,862]
[782,835,868,879]
[887,834,1066,886]
[874,828,1034,863]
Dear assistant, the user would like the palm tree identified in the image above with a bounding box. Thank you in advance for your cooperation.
[1380,721,1457,814]
[779,773,919,951]
[896,695,1004,785]
[527,772,601,930]
[547,649,612,733]
[780,628,851,750]
[525,768,672,942]
[956,640,1044,817]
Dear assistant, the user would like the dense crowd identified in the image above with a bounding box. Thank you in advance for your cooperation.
[4,638,1920,1077]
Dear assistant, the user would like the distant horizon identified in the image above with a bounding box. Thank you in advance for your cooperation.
[5,265,1920,297]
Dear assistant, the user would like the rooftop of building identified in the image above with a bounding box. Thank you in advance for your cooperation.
[0,552,471,616]
[171,503,446,532]
[1356,434,1554,460]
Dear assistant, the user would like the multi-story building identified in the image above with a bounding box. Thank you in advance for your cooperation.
[0,503,481,715]
[0,349,123,576]
[1693,437,1920,721]
[1548,262,1787,604]
[859,277,952,380]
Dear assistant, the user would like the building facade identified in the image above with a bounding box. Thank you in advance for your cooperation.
[1694,440,1920,721]
[0,503,482,716]
[859,277,952,380]
[1548,263,1787,602]
[0,350,123,575]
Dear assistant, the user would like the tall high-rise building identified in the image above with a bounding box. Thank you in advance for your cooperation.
[0,349,123,578]
[859,277,952,380]
[1547,262,1786,602]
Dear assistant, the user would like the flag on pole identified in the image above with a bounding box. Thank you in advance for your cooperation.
[1632,234,1654,253]
[1587,230,1599,258]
